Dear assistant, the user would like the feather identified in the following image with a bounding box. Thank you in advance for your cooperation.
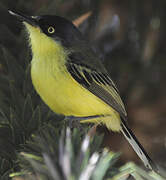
[67,62,127,119]
[66,61,158,171]
[120,119,158,171]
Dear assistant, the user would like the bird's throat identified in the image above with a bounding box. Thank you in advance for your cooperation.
[25,22,68,64]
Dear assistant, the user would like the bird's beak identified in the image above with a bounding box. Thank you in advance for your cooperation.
[8,10,39,26]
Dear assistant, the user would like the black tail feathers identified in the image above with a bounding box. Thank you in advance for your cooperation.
[120,120,158,172]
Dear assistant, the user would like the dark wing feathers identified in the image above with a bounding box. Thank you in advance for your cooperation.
[67,62,127,119]
[67,63,91,87]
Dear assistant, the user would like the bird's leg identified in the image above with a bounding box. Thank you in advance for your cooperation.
[64,115,101,129]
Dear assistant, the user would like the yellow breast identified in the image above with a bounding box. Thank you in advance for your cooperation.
[27,23,121,131]
[31,57,115,116]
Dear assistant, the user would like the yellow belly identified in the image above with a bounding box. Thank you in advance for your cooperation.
[31,58,121,131]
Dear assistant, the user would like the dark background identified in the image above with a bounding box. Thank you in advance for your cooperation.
[0,0,166,170]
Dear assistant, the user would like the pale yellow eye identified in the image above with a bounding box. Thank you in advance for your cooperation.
[48,26,55,34]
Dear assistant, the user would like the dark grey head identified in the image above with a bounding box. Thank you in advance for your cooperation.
[9,10,85,47]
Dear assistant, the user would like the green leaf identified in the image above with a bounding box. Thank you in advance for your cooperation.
[2,47,25,85]
[27,105,41,134]
[22,94,33,128]
[23,64,34,96]
[0,139,16,160]
[0,124,12,140]
[92,150,120,180]
[9,83,24,116]
[9,107,25,145]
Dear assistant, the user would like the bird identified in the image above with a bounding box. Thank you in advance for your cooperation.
[9,10,157,171]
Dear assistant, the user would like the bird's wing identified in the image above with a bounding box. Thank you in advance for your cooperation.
[66,61,127,119]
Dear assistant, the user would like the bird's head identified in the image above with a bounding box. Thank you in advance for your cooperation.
[9,10,83,57]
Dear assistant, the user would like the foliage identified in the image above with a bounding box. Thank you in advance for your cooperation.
[10,127,120,180]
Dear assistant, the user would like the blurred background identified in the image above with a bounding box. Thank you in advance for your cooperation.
[0,0,166,171]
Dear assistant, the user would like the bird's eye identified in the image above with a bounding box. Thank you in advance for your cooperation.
[48,26,55,34]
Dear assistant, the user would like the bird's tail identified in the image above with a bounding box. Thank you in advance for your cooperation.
[120,119,158,172]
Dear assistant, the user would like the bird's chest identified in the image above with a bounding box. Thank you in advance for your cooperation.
[30,57,88,115]
[30,57,113,117]
[31,57,70,105]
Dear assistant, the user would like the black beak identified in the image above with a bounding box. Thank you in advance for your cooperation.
[8,10,39,26]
